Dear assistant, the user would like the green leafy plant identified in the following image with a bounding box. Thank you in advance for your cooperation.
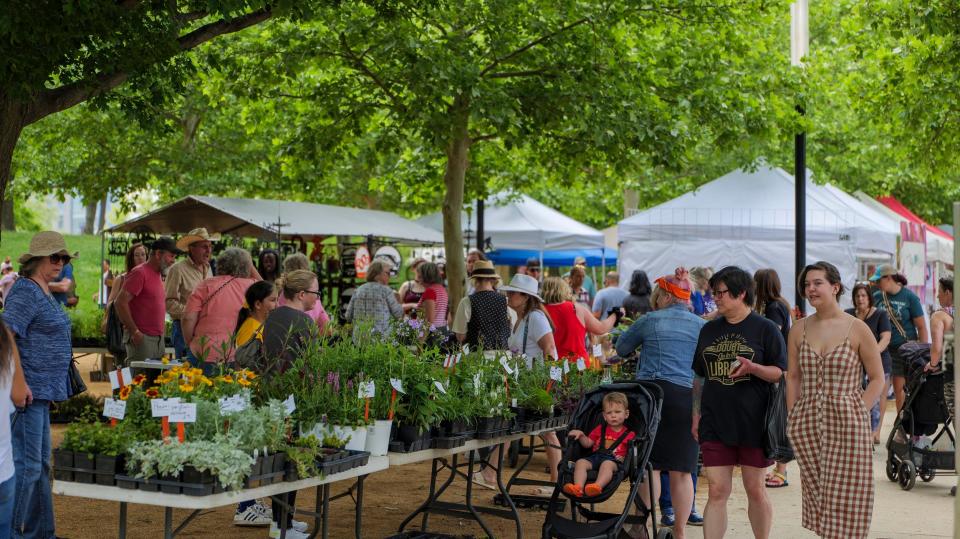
[61,420,130,457]
[284,435,321,479]
[126,435,255,490]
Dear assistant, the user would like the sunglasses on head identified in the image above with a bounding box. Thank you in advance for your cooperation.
[49,254,71,264]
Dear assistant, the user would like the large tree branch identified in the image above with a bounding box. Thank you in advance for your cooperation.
[338,32,406,114]
[480,17,591,77]
[28,7,273,124]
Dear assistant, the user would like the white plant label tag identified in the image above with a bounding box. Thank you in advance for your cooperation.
[512,398,518,407]
[151,397,181,417]
[473,372,482,395]
[592,344,603,358]
[463,344,470,354]
[499,357,514,375]
[563,360,570,374]
[358,380,376,399]
[219,395,247,414]
[550,366,563,382]
[390,378,405,394]
[434,380,447,395]
[103,398,126,420]
[168,402,197,423]
[576,357,587,372]
[109,367,133,390]
[283,394,296,416]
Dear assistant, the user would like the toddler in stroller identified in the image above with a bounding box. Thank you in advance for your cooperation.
[563,392,637,498]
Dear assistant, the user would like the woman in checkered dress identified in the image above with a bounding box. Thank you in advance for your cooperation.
[786,262,886,539]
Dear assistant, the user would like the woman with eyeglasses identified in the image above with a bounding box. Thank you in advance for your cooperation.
[2,231,78,538]
[278,253,331,336]
[846,282,892,444]
[181,248,262,375]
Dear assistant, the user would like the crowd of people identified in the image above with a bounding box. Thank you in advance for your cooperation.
[0,228,954,538]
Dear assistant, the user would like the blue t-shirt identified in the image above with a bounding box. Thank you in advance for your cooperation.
[51,263,74,305]
[2,278,73,401]
[873,287,924,348]
[592,286,629,316]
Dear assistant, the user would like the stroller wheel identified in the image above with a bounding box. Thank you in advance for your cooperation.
[898,461,917,491]
[919,468,936,482]
[655,528,674,539]
[885,458,900,482]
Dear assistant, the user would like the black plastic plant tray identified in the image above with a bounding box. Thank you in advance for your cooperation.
[389,435,432,453]
[432,434,470,449]
[475,428,511,440]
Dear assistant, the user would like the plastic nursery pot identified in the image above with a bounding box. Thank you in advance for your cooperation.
[396,424,423,445]
[331,424,368,452]
[73,453,96,484]
[53,449,75,482]
[365,420,393,457]
[95,455,124,486]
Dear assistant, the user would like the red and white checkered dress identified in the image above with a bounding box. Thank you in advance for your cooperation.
[787,321,874,539]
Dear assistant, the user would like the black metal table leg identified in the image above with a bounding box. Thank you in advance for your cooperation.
[354,475,365,539]
[163,507,173,539]
[118,502,127,539]
[492,442,523,539]
[321,484,330,539]
[465,450,496,538]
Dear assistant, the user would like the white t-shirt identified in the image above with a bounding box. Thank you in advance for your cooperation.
[0,356,14,483]
[508,310,555,368]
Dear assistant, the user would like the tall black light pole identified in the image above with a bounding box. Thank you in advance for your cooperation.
[792,0,809,314]
[476,199,485,251]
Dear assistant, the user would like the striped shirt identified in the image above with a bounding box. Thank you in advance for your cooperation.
[418,284,448,328]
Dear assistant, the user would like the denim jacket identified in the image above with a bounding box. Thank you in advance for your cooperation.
[614,303,705,388]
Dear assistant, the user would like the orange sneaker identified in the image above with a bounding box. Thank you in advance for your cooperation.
[584,483,603,497]
[562,483,583,497]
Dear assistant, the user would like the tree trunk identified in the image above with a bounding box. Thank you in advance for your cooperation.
[441,94,472,309]
[83,199,98,235]
[97,195,108,233]
[1,198,13,231]
[0,96,28,229]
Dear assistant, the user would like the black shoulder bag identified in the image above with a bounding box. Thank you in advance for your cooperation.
[763,375,793,462]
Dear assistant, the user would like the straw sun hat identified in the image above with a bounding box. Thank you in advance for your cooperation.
[470,260,501,284]
[176,228,221,251]
[18,231,78,264]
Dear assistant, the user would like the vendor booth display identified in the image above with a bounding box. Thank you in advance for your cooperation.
[618,165,900,307]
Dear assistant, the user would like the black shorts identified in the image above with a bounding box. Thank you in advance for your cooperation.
[584,452,621,469]
[891,345,909,377]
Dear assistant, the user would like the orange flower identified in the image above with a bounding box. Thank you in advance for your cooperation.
[118,386,132,401]
[145,387,160,399]
[237,378,251,387]
[179,384,195,393]
[243,370,257,380]
[219,375,234,384]
[131,374,146,386]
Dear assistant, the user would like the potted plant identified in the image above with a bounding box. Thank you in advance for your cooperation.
[56,416,130,485]
[126,435,256,493]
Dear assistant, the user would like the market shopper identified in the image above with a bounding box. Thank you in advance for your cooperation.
[691,266,786,539]
[568,265,592,308]
[397,258,427,315]
[2,231,79,539]
[278,253,331,335]
[690,266,717,319]
[115,237,183,362]
[257,248,281,284]
[846,282,893,444]
[525,257,543,282]
[753,268,793,489]
[0,318,28,539]
[592,272,628,320]
[473,273,561,493]
[182,248,261,373]
[102,243,148,333]
[622,270,653,320]
[415,262,449,330]
[346,260,403,341]
[928,277,954,372]
[235,281,279,348]
[616,271,705,538]
[542,277,617,366]
[870,263,928,412]
[451,260,511,350]
[787,262,883,539]
[165,228,219,359]
[262,269,319,373]
[465,249,488,295]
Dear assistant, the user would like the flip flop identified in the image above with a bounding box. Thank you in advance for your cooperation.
[765,471,788,488]
[471,472,497,490]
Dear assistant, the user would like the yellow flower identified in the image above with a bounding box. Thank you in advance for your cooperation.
[243,370,257,380]
[219,375,234,384]
[201,377,213,387]
[179,384,195,393]
[191,368,203,377]
[161,357,169,365]
[237,378,251,387]
[118,386,132,401]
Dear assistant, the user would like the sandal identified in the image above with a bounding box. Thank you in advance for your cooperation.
[471,472,497,490]
[765,471,788,488]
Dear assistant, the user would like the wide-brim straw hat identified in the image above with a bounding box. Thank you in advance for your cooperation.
[470,260,502,284]
[18,231,78,264]
[499,274,543,302]
[176,227,221,251]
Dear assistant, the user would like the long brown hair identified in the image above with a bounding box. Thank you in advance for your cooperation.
[514,294,554,331]
[754,268,790,314]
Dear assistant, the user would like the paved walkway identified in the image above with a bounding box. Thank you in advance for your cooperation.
[698,401,955,538]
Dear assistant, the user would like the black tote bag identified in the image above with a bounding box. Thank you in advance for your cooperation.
[764,375,794,462]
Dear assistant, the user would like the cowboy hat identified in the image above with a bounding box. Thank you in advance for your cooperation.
[176,228,221,251]
[18,231,78,264]
[470,260,502,284]
[500,274,543,302]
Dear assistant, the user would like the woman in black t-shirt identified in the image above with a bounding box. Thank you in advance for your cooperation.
[845,282,892,444]
[754,268,793,488]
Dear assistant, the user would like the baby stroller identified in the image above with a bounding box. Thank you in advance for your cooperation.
[885,341,955,491]
[542,381,666,539]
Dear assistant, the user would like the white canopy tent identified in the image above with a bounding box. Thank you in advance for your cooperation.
[617,166,899,307]
[106,195,445,244]
[853,191,954,265]
[416,193,606,251]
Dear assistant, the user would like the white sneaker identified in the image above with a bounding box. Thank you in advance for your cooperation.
[268,523,309,539]
[234,503,272,527]
[291,520,308,533]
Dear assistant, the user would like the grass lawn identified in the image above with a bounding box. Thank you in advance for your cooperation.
[0,231,107,337]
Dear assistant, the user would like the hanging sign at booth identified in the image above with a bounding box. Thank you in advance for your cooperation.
[355,246,371,279]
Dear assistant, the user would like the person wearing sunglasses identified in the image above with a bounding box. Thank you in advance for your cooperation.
[1,231,79,538]
[46,253,75,307]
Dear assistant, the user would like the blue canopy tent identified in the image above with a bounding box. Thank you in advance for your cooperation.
[486,248,617,267]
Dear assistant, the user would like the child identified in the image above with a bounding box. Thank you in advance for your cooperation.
[563,391,636,497]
